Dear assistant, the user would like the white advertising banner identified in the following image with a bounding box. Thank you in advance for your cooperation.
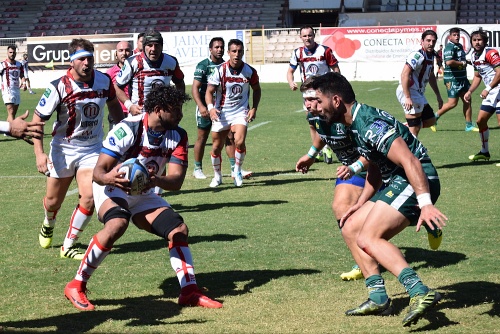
[319,24,500,63]
[145,30,245,66]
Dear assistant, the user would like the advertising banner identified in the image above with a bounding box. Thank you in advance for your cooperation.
[320,24,500,63]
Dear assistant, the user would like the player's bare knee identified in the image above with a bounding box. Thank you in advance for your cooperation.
[151,208,187,241]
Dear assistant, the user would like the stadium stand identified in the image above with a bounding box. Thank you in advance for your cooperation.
[0,0,286,38]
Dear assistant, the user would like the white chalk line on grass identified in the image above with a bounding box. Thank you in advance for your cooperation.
[3,121,275,196]
[0,175,79,197]
[248,121,271,130]
[368,87,381,91]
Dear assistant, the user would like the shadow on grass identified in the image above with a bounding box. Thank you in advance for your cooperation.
[111,233,247,255]
[159,269,322,299]
[389,280,499,331]
[436,160,499,169]
[0,269,320,333]
[401,247,467,269]
[173,199,288,213]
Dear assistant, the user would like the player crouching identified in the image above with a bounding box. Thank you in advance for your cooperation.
[64,86,222,311]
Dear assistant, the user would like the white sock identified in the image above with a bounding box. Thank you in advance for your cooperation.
[211,154,222,179]
[480,128,489,152]
[234,149,246,174]
[43,197,58,227]
[169,241,197,289]
[63,205,92,250]
[75,235,111,282]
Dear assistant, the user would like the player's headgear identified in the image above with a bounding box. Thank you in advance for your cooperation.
[144,31,163,45]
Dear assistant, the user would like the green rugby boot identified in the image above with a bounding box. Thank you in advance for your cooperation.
[345,298,393,316]
[469,151,490,161]
[402,290,442,327]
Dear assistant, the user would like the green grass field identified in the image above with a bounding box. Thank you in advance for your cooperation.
[0,82,499,333]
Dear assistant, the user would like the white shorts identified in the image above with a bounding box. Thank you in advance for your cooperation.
[92,182,170,219]
[211,111,248,132]
[481,87,500,112]
[396,86,428,115]
[2,90,20,105]
[47,141,100,178]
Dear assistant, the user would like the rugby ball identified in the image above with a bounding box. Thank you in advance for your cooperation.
[118,158,150,195]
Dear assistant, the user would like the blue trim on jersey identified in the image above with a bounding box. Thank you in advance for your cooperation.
[335,174,365,188]
[101,147,121,160]
[290,64,298,69]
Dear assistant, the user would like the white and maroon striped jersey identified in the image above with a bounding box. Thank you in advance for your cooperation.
[207,61,259,115]
[115,52,184,107]
[470,47,500,86]
[289,44,338,82]
[35,69,116,146]
[101,112,188,178]
[400,48,435,93]
[0,59,24,93]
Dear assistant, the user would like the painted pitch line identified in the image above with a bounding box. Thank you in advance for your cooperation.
[368,88,381,91]
[248,121,271,130]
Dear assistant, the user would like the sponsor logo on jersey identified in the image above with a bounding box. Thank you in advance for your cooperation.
[114,127,127,140]
[109,137,116,146]
[151,79,165,90]
[83,102,100,119]
[231,84,243,95]
[39,98,46,107]
[43,88,51,98]
[306,64,319,74]
[385,190,394,198]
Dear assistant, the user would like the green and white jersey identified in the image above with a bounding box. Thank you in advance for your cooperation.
[349,102,433,183]
[193,58,221,107]
[443,41,467,81]
[307,112,360,165]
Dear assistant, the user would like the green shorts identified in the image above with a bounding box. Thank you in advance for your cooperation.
[196,107,212,130]
[370,164,440,226]
[444,79,470,98]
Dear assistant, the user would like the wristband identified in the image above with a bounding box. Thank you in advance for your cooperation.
[485,85,492,92]
[124,100,133,112]
[307,146,319,159]
[0,121,10,133]
[417,193,432,208]
[207,103,214,110]
[348,160,364,175]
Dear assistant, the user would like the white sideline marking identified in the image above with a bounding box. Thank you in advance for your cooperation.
[4,120,275,196]
[295,109,306,113]
[0,175,79,197]
[248,121,271,130]
[368,88,381,91]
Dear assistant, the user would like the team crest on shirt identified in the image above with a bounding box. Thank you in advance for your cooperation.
[231,84,243,95]
[151,79,165,89]
[12,71,19,79]
[385,191,394,198]
[307,64,319,74]
[336,124,344,135]
[43,88,51,98]
[83,102,100,119]
[39,98,46,107]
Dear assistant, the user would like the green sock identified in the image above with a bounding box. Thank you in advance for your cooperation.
[398,267,429,298]
[194,161,202,170]
[229,158,236,172]
[365,274,388,305]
